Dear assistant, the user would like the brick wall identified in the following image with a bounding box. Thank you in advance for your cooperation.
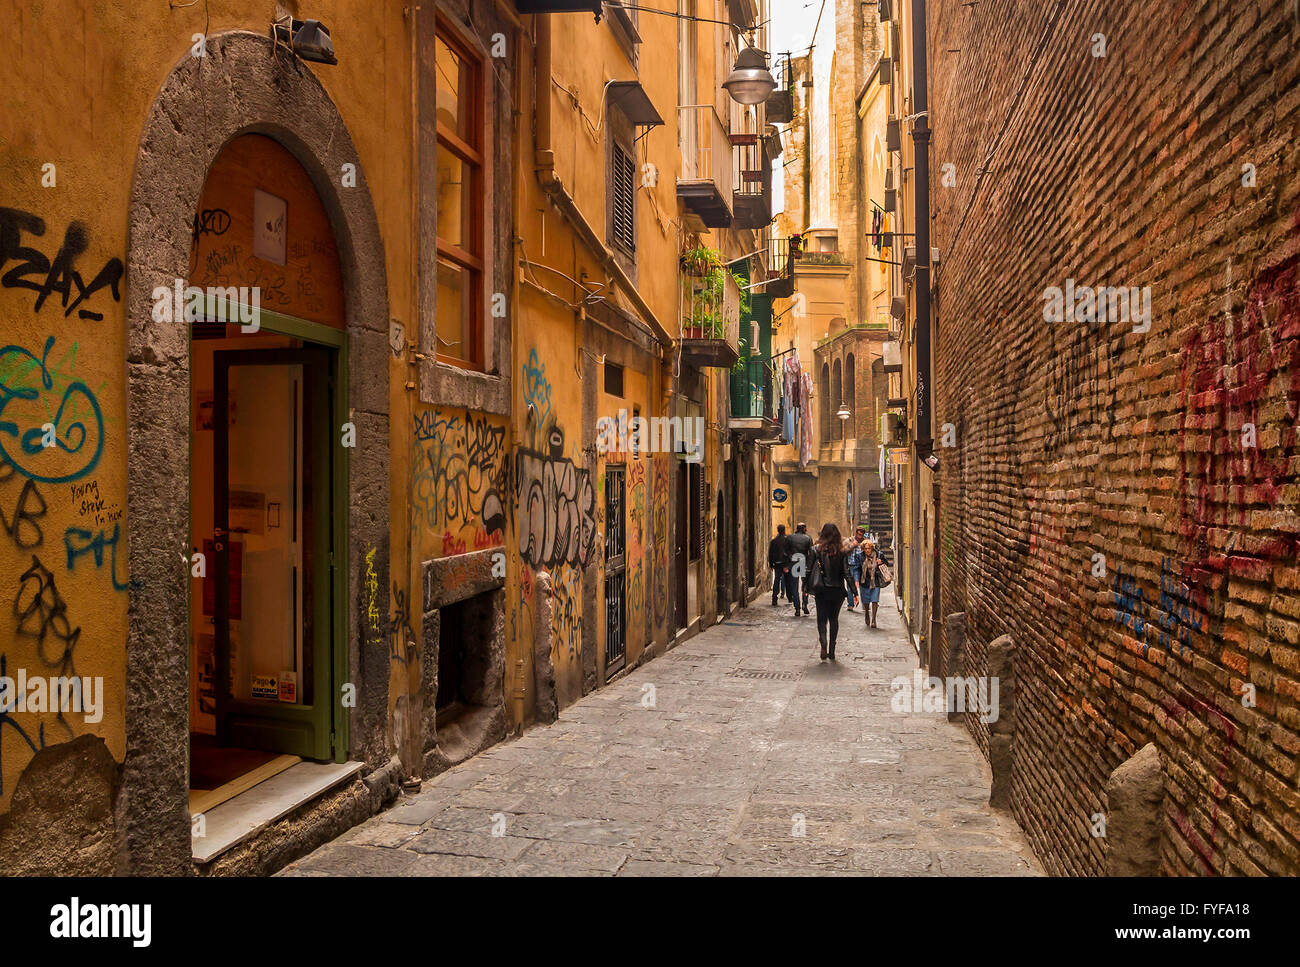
[929,0,1300,875]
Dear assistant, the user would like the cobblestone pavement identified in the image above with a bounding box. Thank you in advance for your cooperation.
[282,588,1043,877]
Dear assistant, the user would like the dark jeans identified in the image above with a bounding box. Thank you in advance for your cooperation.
[771,567,786,602]
[813,588,847,652]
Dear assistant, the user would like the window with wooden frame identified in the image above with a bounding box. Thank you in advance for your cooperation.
[434,20,485,371]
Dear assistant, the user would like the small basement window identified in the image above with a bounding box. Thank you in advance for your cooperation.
[436,590,502,727]
[605,360,624,397]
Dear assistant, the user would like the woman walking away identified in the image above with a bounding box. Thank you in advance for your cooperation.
[810,523,849,661]
[858,539,885,628]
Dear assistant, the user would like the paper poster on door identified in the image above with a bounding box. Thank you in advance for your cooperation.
[229,489,266,535]
[253,188,287,265]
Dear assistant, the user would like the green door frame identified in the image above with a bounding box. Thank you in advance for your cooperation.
[200,305,349,763]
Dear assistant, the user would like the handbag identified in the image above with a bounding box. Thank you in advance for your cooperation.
[808,550,826,591]
[876,561,892,588]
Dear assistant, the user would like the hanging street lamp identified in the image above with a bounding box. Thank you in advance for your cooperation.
[723,45,777,105]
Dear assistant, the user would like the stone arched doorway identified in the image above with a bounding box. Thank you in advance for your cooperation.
[123,32,390,874]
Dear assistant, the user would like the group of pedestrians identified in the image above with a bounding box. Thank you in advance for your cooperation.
[768,522,891,661]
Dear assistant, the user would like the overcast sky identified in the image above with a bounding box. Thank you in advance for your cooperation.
[768,0,833,218]
[769,0,833,62]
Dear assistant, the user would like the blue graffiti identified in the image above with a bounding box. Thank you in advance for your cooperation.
[1112,560,1206,658]
[0,336,103,483]
[64,522,137,592]
[521,348,552,427]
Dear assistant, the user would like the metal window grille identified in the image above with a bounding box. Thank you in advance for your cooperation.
[604,466,626,671]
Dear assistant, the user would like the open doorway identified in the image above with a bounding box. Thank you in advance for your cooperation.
[186,134,348,815]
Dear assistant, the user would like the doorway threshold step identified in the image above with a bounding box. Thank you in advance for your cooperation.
[193,759,364,864]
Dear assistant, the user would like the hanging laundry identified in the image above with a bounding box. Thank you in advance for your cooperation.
[799,369,814,468]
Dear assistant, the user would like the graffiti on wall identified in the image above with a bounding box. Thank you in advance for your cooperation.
[386,581,416,667]
[0,331,118,798]
[515,425,596,570]
[0,208,124,321]
[1176,217,1300,612]
[1111,559,1207,658]
[652,456,669,628]
[552,564,583,661]
[521,348,552,427]
[626,458,646,629]
[1161,686,1235,875]
[411,408,507,552]
[0,337,104,484]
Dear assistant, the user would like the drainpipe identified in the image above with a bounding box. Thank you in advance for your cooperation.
[532,15,674,351]
[910,0,941,669]
[535,14,554,175]
[911,0,932,459]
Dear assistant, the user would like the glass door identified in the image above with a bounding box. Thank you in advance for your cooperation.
[213,348,333,761]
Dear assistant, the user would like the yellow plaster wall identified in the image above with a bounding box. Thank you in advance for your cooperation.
[0,0,416,810]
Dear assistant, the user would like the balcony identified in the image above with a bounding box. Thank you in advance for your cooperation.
[680,266,740,369]
[729,357,780,438]
[677,104,734,229]
[763,236,796,299]
[731,130,772,230]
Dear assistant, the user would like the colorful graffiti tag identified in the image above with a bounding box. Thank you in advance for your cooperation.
[411,407,507,552]
[515,425,597,570]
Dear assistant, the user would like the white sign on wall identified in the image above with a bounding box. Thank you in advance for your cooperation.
[253,188,288,265]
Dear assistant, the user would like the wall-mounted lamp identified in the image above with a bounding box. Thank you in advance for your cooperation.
[723,46,777,105]
[272,18,337,65]
[836,404,851,422]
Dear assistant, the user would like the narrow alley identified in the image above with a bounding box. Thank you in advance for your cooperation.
[282,593,1039,877]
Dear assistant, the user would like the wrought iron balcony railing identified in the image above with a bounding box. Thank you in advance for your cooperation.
[676,104,734,228]
[679,266,740,368]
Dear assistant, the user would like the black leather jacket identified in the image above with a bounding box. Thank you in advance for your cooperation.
[787,531,813,561]
[768,534,791,566]
[813,545,848,587]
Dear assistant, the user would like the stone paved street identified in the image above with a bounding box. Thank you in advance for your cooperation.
[282,589,1043,877]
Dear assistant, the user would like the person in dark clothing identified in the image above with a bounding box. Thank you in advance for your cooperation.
[786,522,814,616]
[768,525,792,605]
[810,523,849,660]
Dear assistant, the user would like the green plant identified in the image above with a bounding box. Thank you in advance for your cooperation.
[732,270,751,321]
[680,244,722,276]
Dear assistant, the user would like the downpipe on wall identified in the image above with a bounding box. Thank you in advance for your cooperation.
[910,0,937,658]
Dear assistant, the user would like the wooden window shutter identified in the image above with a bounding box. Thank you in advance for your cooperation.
[612,142,636,253]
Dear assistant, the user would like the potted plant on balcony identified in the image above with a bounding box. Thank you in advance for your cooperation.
[680,243,722,277]
[683,300,712,339]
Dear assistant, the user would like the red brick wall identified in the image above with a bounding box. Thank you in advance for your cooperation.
[928,0,1300,875]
